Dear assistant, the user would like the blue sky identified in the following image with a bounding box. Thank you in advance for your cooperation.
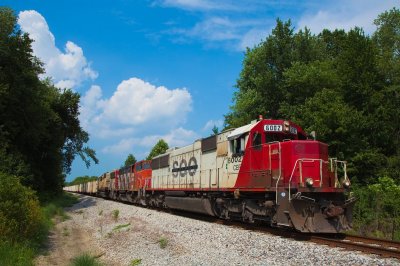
[3,0,398,181]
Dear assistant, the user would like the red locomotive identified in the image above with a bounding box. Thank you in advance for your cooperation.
[65,118,355,233]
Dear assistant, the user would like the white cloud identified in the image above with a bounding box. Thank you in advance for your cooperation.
[102,127,199,155]
[97,77,192,126]
[239,28,269,50]
[80,78,193,141]
[297,0,399,34]
[162,0,398,51]
[18,10,98,89]
[170,16,269,50]
[202,119,223,132]
[160,0,238,11]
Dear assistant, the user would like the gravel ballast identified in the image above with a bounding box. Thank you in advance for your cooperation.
[62,194,400,266]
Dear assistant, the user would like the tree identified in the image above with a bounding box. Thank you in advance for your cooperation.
[211,125,219,136]
[146,139,169,160]
[124,154,136,166]
[225,19,325,128]
[0,7,98,194]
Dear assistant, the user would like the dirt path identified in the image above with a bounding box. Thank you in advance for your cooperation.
[35,196,105,266]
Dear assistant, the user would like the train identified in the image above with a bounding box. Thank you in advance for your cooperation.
[64,118,355,233]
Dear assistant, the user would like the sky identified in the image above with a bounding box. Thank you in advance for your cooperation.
[3,0,398,181]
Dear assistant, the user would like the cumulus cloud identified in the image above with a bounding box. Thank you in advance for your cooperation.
[97,77,192,126]
[18,10,98,89]
[80,78,193,140]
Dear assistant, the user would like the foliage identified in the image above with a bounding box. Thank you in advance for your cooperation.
[0,241,35,266]
[124,154,137,166]
[0,172,43,244]
[146,139,169,160]
[352,177,400,240]
[0,7,98,194]
[70,253,104,266]
[211,125,219,136]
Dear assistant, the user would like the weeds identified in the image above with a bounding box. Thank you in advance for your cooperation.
[63,227,70,237]
[112,223,130,232]
[0,241,34,266]
[130,258,142,266]
[112,209,119,221]
[71,253,103,266]
[158,237,168,249]
[98,210,103,216]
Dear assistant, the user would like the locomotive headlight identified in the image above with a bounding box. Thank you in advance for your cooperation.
[342,180,351,189]
[305,178,314,187]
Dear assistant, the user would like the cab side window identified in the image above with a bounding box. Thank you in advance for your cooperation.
[252,132,262,148]
[265,133,281,143]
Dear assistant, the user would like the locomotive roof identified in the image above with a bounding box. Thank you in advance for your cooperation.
[227,121,259,140]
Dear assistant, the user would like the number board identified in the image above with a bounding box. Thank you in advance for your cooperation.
[264,125,282,132]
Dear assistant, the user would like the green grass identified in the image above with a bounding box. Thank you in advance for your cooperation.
[112,209,119,221]
[70,253,103,266]
[130,258,142,266]
[112,223,131,231]
[0,241,34,266]
[158,237,168,249]
[42,192,79,224]
[0,192,80,266]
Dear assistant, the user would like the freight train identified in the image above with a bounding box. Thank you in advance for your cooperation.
[65,118,355,233]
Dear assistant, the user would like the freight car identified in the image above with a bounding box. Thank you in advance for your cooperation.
[65,118,355,233]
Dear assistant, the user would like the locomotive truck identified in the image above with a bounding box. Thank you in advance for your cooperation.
[65,118,355,233]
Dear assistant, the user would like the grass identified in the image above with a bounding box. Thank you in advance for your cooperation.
[158,237,168,249]
[112,223,131,231]
[63,227,70,237]
[0,241,35,266]
[0,192,80,266]
[42,192,79,224]
[112,209,119,221]
[70,253,103,266]
[130,258,142,266]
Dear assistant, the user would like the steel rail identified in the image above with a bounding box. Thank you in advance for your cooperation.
[310,235,400,259]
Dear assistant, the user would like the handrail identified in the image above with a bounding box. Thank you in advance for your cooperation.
[288,158,326,201]
[274,142,282,204]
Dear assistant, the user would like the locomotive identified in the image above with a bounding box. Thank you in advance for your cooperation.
[65,118,355,233]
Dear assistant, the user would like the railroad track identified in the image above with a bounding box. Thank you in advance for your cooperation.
[71,193,400,260]
[310,234,400,259]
